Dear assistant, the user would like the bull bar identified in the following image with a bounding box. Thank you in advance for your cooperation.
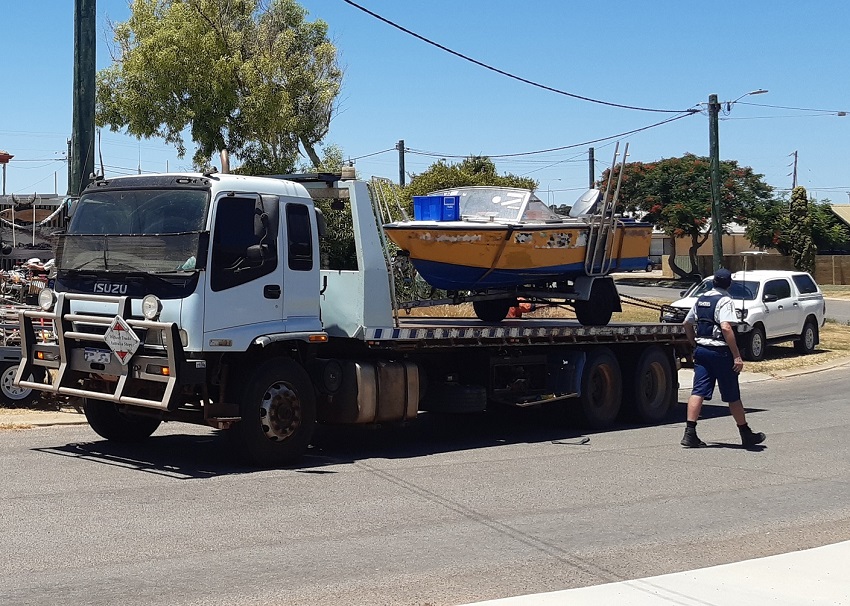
[15,292,206,411]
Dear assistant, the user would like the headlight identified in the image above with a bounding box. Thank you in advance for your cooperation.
[38,288,55,311]
[141,294,163,320]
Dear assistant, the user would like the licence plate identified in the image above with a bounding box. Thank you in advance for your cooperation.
[84,348,111,364]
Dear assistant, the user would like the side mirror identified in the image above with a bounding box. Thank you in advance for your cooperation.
[762,294,779,303]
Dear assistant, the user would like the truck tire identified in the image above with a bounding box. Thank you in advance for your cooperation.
[794,319,818,354]
[578,347,622,428]
[234,357,317,467]
[83,399,161,442]
[742,324,766,362]
[0,361,45,408]
[473,298,514,323]
[627,345,674,423]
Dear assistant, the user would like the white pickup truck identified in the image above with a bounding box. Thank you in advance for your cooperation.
[660,269,826,361]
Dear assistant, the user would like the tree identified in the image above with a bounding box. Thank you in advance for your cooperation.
[604,154,773,278]
[745,195,849,255]
[789,186,817,273]
[96,0,342,173]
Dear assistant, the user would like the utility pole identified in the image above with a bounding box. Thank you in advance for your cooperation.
[588,147,595,188]
[70,0,96,197]
[790,150,798,188]
[397,139,405,187]
[708,93,723,272]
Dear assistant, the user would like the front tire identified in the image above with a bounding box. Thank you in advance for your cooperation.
[233,358,317,467]
[83,399,161,442]
[742,324,766,362]
[0,361,45,407]
[794,320,818,354]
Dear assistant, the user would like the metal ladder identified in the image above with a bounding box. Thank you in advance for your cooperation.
[584,142,629,276]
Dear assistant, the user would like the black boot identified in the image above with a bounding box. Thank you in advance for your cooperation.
[739,424,766,448]
[681,427,706,448]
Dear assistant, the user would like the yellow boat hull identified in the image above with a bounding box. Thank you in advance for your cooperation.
[383,221,652,289]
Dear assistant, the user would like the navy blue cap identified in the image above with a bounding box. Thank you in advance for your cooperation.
[713,268,732,288]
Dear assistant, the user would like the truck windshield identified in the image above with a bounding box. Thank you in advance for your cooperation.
[57,189,210,273]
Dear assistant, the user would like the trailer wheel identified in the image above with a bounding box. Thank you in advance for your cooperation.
[578,347,622,428]
[473,298,514,323]
[83,399,161,442]
[0,361,45,407]
[628,345,674,423]
[574,279,618,326]
[234,357,317,467]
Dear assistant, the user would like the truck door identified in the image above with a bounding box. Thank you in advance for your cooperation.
[280,201,320,330]
[761,278,797,337]
[204,193,282,336]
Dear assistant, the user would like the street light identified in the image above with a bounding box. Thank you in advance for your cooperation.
[708,89,768,272]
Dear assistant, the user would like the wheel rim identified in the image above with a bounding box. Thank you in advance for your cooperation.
[804,325,815,350]
[258,381,302,441]
[1,366,31,401]
[752,332,764,357]
[640,361,665,409]
[589,365,615,410]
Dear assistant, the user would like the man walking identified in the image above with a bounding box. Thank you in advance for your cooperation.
[681,268,766,448]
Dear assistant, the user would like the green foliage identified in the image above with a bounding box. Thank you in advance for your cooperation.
[745,195,849,255]
[96,0,342,173]
[789,186,817,273]
[605,154,773,277]
[402,156,537,210]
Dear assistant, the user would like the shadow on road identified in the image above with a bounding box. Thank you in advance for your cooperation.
[30,401,768,479]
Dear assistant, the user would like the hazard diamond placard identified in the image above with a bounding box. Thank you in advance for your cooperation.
[103,316,141,365]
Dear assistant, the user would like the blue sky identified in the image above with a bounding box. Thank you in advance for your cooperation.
[2,0,849,207]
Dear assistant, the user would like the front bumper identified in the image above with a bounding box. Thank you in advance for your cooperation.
[15,292,206,411]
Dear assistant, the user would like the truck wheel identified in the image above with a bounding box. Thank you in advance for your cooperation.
[742,324,766,362]
[578,347,622,428]
[473,299,513,323]
[234,358,317,467]
[794,320,818,354]
[0,361,45,408]
[628,346,674,423]
[83,399,161,442]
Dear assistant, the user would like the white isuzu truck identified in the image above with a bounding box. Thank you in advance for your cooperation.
[16,171,687,466]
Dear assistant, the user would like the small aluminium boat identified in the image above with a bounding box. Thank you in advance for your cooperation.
[382,186,652,291]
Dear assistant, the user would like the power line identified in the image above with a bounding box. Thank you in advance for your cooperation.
[403,111,697,159]
[340,0,698,114]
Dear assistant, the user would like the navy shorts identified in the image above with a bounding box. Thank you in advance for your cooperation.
[691,345,741,402]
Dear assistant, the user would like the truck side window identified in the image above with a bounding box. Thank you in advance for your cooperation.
[286,203,313,271]
[210,196,278,291]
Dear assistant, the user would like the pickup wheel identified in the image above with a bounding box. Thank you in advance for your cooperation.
[742,324,766,362]
[794,320,818,354]
[234,358,316,467]
[578,347,622,428]
[83,399,161,442]
[627,345,674,423]
[0,361,45,407]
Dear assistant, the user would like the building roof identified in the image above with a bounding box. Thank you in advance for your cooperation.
[830,205,850,228]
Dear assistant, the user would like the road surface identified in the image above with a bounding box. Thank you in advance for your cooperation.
[2,368,849,606]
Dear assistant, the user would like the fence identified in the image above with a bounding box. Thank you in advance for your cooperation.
[665,254,850,285]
